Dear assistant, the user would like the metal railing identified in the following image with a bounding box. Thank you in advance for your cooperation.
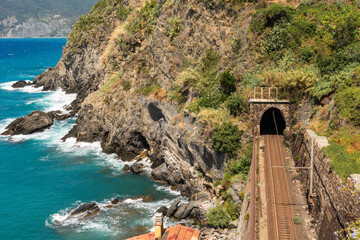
[253,87,282,100]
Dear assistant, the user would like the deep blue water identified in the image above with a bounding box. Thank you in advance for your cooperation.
[0,39,179,240]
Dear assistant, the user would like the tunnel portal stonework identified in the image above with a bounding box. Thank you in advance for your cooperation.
[249,99,291,136]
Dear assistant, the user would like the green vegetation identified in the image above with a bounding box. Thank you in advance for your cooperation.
[293,216,303,225]
[323,142,360,180]
[166,17,182,41]
[208,205,230,228]
[212,122,243,157]
[225,92,249,117]
[126,0,162,36]
[67,0,131,53]
[247,1,360,179]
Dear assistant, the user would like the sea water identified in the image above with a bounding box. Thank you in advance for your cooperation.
[0,39,180,240]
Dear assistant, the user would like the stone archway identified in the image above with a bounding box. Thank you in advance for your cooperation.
[260,108,286,135]
[249,99,290,136]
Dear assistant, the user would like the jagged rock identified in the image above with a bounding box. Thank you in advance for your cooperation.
[130,162,143,174]
[2,110,54,135]
[70,202,100,217]
[156,206,168,215]
[141,195,153,202]
[111,198,122,204]
[11,80,33,88]
[166,199,180,217]
[48,110,72,121]
[179,201,199,219]
[173,203,187,219]
[123,164,130,172]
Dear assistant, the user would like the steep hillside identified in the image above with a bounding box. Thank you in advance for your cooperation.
[0,0,98,37]
[31,0,360,237]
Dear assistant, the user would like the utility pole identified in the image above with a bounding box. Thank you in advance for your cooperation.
[310,137,314,196]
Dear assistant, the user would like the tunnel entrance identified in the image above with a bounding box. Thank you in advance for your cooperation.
[260,108,286,135]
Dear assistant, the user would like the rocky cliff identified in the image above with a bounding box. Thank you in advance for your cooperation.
[0,0,98,38]
[33,0,253,196]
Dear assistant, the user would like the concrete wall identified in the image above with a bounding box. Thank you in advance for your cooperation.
[291,130,360,239]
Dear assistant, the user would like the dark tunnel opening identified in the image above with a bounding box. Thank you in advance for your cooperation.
[260,108,286,135]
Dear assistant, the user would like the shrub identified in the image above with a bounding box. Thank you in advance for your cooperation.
[293,216,303,225]
[166,17,182,41]
[333,18,356,48]
[197,88,227,109]
[202,48,221,74]
[208,205,230,228]
[225,200,240,220]
[212,122,243,157]
[323,142,360,179]
[219,70,237,95]
[335,87,360,126]
[225,92,248,116]
[251,4,295,33]
[122,80,131,90]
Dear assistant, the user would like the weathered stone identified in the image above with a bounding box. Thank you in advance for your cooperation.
[156,206,168,215]
[130,162,143,174]
[166,199,180,217]
[11,80,33,88]
[70,202,100,217]
[2,110,54,135]
[123,164,130,172]
[173,203,187,219]
[141,195,153,202]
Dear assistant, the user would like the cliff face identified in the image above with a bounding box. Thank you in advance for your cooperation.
[33,0,252,196]
[0,0,98,38]
[0,16,72,38]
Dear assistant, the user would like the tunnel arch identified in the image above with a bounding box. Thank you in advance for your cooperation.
[260,108,286,135]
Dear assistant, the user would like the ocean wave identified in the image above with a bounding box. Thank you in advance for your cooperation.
[27,88,77,113]
[0,81,44,93]
[46,195,185,235]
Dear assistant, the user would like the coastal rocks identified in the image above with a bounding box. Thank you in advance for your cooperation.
[2,110,54,135]
[123,164,130,172]
[11,80,33,88]
[70,202,100,218]
[130,162,143,174]
[163,199,203,220]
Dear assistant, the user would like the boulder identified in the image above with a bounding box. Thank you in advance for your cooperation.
[156,206,168,215]
[70,202,100,218]
[2,110,54,135]
[142,195,153,202]
[179,201,199,219]
[123,164,130,172]
[166,199,180,217]
[173,203,187,219]
[11,80,33,88]
[111,198,122,205]
[130,162,143,174]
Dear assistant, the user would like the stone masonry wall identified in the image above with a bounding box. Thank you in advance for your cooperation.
[291,130,360,239]
[249,101,291,136]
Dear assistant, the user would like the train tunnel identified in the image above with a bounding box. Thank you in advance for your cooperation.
[260,108,286,135]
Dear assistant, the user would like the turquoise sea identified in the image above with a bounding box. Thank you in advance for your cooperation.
[0,38,179,240]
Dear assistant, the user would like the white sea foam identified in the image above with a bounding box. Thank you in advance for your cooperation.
[27,88,77,113]
[0,81,44,93]
[155,185,181,196]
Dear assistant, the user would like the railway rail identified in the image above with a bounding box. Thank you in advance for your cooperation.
[264,134,297,240]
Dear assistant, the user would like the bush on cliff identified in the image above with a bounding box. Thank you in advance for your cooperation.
[225,92,248,117]
[212,122,242,157]
[208,205,230,228]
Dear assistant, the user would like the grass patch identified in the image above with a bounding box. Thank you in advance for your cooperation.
[323,142,360,180]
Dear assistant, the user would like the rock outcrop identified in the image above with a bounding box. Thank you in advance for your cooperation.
[11,80,33,88]
[2,111,54,135]
[70,202,100,217]
[26,0,253,196]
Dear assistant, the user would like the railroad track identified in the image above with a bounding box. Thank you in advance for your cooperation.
[264,135,297,240]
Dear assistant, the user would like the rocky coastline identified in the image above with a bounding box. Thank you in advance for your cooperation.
[2,0,253,238]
